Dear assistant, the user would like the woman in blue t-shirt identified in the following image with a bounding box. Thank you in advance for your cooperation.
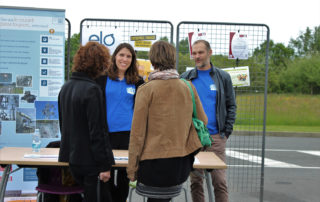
[96,43,144,202]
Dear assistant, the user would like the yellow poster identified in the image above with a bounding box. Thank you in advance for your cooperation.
[137,59,154,81]
[129,32,157,51]
[135,41,152,48]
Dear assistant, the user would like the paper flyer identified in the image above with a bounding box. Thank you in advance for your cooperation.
[228,32,248,60]
[222,66,250,87]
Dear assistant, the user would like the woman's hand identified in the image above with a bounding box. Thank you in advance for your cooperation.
[99,171,111,182]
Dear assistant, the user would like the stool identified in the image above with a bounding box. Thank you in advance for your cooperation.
[127,182,188,202]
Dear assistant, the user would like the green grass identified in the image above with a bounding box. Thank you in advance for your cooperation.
[235,94,320,132]
[234,125,320,133]
[266,94,320,126]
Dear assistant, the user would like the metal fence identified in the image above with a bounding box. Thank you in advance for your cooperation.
[80,18,174,45]
[176,21,270,201]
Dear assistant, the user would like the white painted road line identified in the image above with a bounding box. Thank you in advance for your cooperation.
[227,148,320,152]
[227,165,320,169]
[297,151,320,157]
[226,150,303,168]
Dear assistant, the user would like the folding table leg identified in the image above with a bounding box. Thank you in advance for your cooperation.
[205,170,215,202]
[0,165,12,202]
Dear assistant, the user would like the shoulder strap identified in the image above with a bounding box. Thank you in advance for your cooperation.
[180,78,198,118]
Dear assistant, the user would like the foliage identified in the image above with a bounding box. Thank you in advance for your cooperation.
[289,26,320,56]
[281,54,320,94]
[254,40,295,68]
[252,25,320,94]
[64,33,80,80]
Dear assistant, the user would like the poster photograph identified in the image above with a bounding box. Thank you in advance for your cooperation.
[0,83,23,94]
[16,75,32,87]
[16,108,36,133]
[36,120,59,138]
[0,73,13,83]
[20,90,38,104]
[0,95,19,121]
[35,101,58,120]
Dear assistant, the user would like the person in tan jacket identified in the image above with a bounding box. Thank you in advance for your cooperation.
[127,41,207,202]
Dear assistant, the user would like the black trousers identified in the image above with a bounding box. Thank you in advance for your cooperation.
[109,131,130,202]
[70,165,112,202]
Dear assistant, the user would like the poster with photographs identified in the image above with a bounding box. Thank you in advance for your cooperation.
[0,6,65,195]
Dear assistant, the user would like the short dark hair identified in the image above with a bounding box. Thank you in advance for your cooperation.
[149,41,176,71]
[72,42,110,79]
[193,40,211,52]
[107,43,140,84]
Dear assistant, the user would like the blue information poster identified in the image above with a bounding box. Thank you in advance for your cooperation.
[0,6,65,196]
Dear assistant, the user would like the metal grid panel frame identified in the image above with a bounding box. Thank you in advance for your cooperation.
[65,18,71,80]
[80,18,174,45]
[176,21,269,197]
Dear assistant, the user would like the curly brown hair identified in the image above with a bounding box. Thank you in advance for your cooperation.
[107,43,140,84]
[72,42,111,79]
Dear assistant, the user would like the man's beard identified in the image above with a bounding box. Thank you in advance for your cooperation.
[196,61,208,68]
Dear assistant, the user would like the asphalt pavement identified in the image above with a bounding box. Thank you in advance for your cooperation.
[129,135,320,202]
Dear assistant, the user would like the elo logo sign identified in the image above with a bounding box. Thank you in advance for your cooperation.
[89,31,115,46]
[82,27,123,54]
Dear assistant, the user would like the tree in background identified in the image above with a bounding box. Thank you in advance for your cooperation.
[253,40,295,68]
[64,33,80,80]
[251,25,320,94]
[281,54,320,94]
[289,26,320,57]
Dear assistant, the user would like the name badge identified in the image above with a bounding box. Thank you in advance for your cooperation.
[127,87,135,95]
[210,84,216,91]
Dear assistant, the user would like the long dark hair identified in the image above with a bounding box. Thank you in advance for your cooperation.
[107,43,140,84]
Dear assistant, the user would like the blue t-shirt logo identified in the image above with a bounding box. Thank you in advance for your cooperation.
[210,84,216,91]
[127,87,135,95]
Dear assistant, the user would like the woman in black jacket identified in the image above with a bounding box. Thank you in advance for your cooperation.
[96,43,144,202]
[58,42,114,202]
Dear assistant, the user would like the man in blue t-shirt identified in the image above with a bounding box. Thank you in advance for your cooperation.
[180,40,236,202]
